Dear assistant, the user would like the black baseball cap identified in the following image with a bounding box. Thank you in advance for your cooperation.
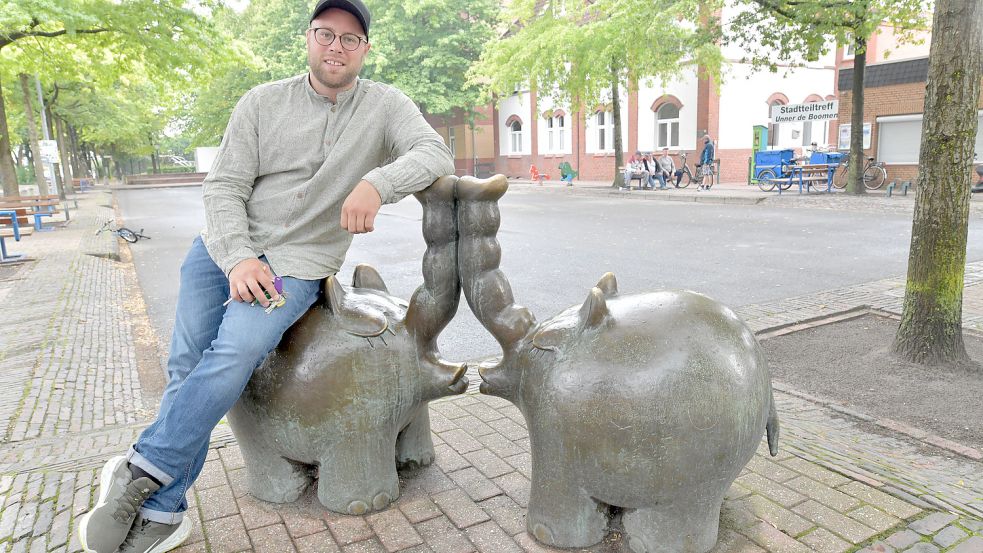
[310,0,371,37]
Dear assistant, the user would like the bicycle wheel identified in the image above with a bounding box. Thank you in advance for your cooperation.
[677,170,692,188]
[756,169,777,191]
[864,165,887,190]
[117,227,138,243]
[832,164,849,189]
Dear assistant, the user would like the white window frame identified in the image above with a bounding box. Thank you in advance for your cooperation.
[546,117,555,152]
[655,104,680,149]
[510,120,523,153]
[596,111,613,152]
[555,115,566,152]
[769,100,785,147]
[448,127,457,157]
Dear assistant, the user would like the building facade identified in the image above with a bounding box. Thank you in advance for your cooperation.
[427,9,982,185]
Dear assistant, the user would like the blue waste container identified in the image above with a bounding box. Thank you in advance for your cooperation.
[754,149,795,179]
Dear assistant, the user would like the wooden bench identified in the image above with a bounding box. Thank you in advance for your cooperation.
[0,209,34,263]
[0,195,70,231]
[775,164,835,194]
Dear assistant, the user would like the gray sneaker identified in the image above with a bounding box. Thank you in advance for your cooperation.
[118,514,192,553]
[78,455,161,553]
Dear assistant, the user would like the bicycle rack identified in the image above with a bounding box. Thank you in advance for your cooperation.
[886,180,911,197]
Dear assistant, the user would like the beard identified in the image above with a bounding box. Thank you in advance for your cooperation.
[308,53,361,92]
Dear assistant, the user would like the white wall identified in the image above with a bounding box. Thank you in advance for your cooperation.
[535,95,573,155]
[498,92,533,156]
[637,69,700,153]
[717,62,836,150]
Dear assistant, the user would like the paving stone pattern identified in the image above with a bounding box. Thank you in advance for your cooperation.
[1,190,981,552]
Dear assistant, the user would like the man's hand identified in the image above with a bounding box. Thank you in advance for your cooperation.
[340,180,382,234]
[228,258,279,307]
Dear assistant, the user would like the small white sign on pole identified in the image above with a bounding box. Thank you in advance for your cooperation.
[770,101,839,123]
[39,140,60,164]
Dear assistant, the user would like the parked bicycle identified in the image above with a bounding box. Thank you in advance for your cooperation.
[832,155,887,190]
[96,219,150,243]
[675,152,695,188]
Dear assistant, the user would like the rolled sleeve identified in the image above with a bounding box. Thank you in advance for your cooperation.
[202,90,261,274]
[362,92,454,204]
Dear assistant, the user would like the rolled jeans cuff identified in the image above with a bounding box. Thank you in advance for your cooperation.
[127,446,176,487]
[139,506,185,524]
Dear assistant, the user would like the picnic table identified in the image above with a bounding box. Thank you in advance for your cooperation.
[775,163,836,195]
[0,195,70,231]
[0,209,33,263]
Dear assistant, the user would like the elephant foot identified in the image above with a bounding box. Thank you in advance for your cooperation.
[623,500,722,553]
[526,486,607,548]
[317,451,400,514]
[395,408,437,469]
[243,457,313,504]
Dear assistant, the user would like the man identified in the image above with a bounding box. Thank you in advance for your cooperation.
[76,1,454,552]
[655,148,674,190]
[622,150,649,190]
[697,134,715,191]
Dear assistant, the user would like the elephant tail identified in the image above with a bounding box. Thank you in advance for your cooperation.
[766,388,780,456]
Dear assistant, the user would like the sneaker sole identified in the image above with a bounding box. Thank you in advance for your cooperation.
[78,455,128,553]
[144,518,193,553]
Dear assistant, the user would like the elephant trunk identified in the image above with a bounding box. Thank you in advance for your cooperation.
[456,175,536,400]
[406,176,468,396]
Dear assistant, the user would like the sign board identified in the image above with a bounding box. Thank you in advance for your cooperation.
[770,101,839,123]
[39,140,60,164]
[837,123,872,150]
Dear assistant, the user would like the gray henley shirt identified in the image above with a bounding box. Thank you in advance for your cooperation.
[201,74,454,280]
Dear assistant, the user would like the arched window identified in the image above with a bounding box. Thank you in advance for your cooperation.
[656,104,680,148]
[545,112,567,152]
[510,120,523,153]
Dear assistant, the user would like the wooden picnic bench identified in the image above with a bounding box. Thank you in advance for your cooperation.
[0,195,71,231]
[773,163,836,195]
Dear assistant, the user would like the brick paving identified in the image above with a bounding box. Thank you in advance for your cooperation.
[1,188,981,552]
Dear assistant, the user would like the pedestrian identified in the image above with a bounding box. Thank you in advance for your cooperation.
[76,1,454,552]
[697,134,715,191]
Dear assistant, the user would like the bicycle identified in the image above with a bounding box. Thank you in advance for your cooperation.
[674,152,694,188]
[96,219,150,243]
[832,155,887,190]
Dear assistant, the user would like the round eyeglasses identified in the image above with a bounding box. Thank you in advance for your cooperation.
[309,28,367,51]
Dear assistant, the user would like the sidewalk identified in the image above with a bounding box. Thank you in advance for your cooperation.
[0,188,981,553]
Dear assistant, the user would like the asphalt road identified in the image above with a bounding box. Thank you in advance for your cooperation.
[116,186,983,362]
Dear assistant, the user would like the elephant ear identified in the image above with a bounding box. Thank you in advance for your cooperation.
[578,287,610,332]
[352,264,389,293]
[595,272,618,297]
[325,275,389,337]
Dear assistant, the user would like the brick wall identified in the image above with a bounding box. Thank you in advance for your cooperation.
[838,78,983,185]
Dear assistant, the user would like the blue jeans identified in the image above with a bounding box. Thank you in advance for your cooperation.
[128,236,321,523]
[652,173,667,189]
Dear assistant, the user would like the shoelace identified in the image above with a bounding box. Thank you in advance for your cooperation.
[112,482,154,522]
[119,518,151,550]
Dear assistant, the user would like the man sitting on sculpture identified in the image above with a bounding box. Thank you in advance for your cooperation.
[76,1,453,551]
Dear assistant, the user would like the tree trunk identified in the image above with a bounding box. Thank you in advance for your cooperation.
[0,75,19,196]
[18,74,49,196]
[892,0,982,367]
[610,61,625,188]
[69,125,84,176]
[847,35,867,195]
[55,117,72,198]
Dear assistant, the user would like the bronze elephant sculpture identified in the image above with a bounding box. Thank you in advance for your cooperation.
[455,175,780,553]
[227,178,468,515]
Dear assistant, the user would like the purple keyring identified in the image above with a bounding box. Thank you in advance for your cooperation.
[273,276,283,294]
